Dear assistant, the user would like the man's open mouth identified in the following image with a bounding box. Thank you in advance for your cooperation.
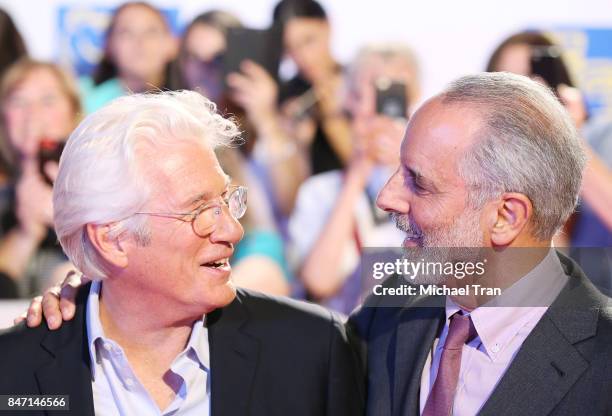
[202,258,230,269]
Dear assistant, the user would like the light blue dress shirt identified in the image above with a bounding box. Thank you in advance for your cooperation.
[86,280,211,415]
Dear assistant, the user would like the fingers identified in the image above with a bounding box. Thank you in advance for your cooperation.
[43,161,60,183]
[226,71,253,93]
[59,270,82,321]
[227,61,276,91]
[42,286,62,330]
[19,157,39,176]
[240,60,271,80]
[25,296,43,328]
[13,311,27,326]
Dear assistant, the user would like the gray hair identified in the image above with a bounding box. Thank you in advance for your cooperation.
[441,72,586,241]
[53,90,241,279]
[348,42,420,98]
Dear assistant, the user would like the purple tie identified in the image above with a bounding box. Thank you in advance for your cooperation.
[422,312,475,416]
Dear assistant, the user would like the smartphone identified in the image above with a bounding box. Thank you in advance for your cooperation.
[222,27,282,86]
[375,78,408,119]
[38,139,65,186]
[530,46,572,92]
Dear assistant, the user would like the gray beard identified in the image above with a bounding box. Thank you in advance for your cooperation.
[393,209,484,285]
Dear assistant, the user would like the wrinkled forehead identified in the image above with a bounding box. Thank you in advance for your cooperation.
[137,141,228,208]
[400,98,484,184]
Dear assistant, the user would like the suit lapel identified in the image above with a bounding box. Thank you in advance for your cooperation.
[393,295,444,416]
[479,255,600,416]
[209,291,259,416]
[35,284,95,416]
[478,313,591,416]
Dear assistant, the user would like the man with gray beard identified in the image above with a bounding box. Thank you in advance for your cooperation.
[349,72,612,416]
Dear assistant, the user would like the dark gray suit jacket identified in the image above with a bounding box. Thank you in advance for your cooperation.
[348,252,612,415]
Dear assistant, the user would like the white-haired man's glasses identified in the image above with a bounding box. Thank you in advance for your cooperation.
[134,185,247,237]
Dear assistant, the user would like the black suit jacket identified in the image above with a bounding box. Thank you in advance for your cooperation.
[0,286,364,415]
[348,252,612,416]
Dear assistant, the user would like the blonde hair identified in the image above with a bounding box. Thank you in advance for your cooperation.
[1,58,81,114]
[0,58,81,174]
[349,42,421,104]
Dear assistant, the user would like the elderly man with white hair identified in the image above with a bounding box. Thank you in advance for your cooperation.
[0,90,363,416]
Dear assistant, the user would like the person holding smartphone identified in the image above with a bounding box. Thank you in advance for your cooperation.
[289,43,420,314]
[0,59,79,296]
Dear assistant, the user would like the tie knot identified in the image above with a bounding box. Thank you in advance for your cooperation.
[444,312,475,350]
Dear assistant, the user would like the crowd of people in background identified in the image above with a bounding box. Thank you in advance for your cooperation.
[0,0,610,311]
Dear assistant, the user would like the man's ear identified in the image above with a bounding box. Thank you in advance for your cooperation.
[489,192,533,246]
[86,223,129,269]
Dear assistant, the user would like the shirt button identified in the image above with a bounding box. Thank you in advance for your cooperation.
[491,343,501,353]
[125,378,134,387]
[103,342,112,351]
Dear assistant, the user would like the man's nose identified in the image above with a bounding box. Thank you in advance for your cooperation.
[376,169,410,214]
[210,206,244,246]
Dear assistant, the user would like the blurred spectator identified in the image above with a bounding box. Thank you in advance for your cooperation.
[168,10,242,103]
[487,30,612,293]
[171,9,305,233]
[274,0,351,171]
[168,10,292,295]
[289,43,419,313]
[79,1,177,113]
[0,59,79,296]
[239,0,352,217]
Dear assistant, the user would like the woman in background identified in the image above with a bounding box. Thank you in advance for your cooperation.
[243,0,351,218]
[0,59,80,295]
[289,43,419,314]
[169,10,241,104]
[79,1,176,113]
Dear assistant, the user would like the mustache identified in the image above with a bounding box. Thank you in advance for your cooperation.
[390,213,423,238]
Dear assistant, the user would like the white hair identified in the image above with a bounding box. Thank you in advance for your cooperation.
[441,72,587,241]
[53,90,241,279]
